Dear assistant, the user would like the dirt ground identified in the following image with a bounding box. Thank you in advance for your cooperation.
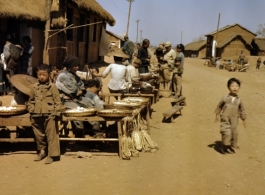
[1,56,265,195]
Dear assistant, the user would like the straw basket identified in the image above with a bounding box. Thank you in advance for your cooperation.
[97,109,133,117]
[63,108,97,117]
[112,101,142,108]
[122,97,149,105]
[103,104,134,110]
[0,105,27,116]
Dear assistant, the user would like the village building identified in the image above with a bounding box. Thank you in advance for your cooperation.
[184,40,206,58]
[184,23,259,59]
[106,30,124,52]
[251,38,265,56]
[0,0,115,71]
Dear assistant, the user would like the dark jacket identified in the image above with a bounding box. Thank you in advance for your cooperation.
[137,47,149,66]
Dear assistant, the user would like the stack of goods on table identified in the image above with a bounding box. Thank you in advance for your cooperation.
[112,97,158,159]
[129,73,158,94]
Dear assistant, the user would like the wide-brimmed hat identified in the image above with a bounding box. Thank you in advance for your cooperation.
[165,41,171,47]
[107,49,129,59]
[10,74,38,95]
[134,59,142,65]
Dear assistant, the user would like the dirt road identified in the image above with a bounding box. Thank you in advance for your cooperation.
[1,58,265,195]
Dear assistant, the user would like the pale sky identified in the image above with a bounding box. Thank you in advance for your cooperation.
[96,0,265,47]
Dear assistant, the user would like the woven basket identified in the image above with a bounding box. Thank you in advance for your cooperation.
[112,100,142,108]
[0,105,27,116]
[122,97,149,105]
[63,108,97,117]
[103,104,134,110]
[97,109,133,117]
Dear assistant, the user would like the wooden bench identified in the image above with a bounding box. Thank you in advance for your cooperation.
[162,105,183,123]
[170,96,186,107]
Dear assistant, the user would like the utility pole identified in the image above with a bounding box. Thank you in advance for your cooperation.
[126,0,134,36]
[136,19,139,43]
[213,13,221,57]
[140,30,142,43]
[181,31,183,44]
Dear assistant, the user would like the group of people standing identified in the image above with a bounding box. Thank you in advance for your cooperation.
[156,41,185,98]
[0,33,34,95]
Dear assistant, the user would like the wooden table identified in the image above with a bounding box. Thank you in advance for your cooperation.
[0,104,150,158]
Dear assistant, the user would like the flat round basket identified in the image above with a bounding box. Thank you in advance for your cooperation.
[122,97,149,105]
[0,105,27,116]
[63,108,97,117]
[112,100,142,108]
[103,104,134,110]
[97,109,133,117]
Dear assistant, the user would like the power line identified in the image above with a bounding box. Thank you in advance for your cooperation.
[110,0,127,15]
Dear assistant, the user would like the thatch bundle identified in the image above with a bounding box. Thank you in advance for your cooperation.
[51,0,59,11]
[51,16,66,28]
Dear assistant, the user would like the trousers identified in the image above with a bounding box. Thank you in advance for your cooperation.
[220,116,239,147]
[31,116,60,157]
[172,74,182,96]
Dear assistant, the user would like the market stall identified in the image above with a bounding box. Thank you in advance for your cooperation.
[0,96,157,159]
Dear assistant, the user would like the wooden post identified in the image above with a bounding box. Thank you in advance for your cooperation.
[43,0,52,64]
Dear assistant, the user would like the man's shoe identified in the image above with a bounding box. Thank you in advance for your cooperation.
[45,156,53,164]
[34,153,46,161]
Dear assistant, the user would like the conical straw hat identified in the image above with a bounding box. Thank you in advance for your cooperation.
[10,74,38,95]
[107,49,129,59]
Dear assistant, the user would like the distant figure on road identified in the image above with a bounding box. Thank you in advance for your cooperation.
[256,57,261,70]
[238,50,245,65]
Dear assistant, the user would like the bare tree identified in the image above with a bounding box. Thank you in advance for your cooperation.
[192,34,206,42]
[256,24,265,37]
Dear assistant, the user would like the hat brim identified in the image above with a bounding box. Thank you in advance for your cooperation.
[10,74,38,95]
[106,49,129,59]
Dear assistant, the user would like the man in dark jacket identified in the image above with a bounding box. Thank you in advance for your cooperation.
[137,39,150,73]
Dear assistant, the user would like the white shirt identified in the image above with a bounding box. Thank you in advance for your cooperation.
[164,48,177,67]
[102,63,128,90]
[126,64,139,88]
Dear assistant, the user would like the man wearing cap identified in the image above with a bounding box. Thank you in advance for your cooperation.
[93,49,129,94]
[159,42,165,50]
[122,35,134,63]
[137,39,151,73]
[56,56,103,136]
[159,41,176,85]
[126,59,141,88]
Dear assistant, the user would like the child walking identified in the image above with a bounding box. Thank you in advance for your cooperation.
[28,64,62,164]
[215,78,246,154]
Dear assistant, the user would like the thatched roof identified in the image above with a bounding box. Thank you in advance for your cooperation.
[253,38,265,51]
[72,0,116,26]
[205,23,256,36]
[0,0,47,21]
[216,34,244,48]
[185,40,206,51]
[0,0,115,26]
[106,30,124,41]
